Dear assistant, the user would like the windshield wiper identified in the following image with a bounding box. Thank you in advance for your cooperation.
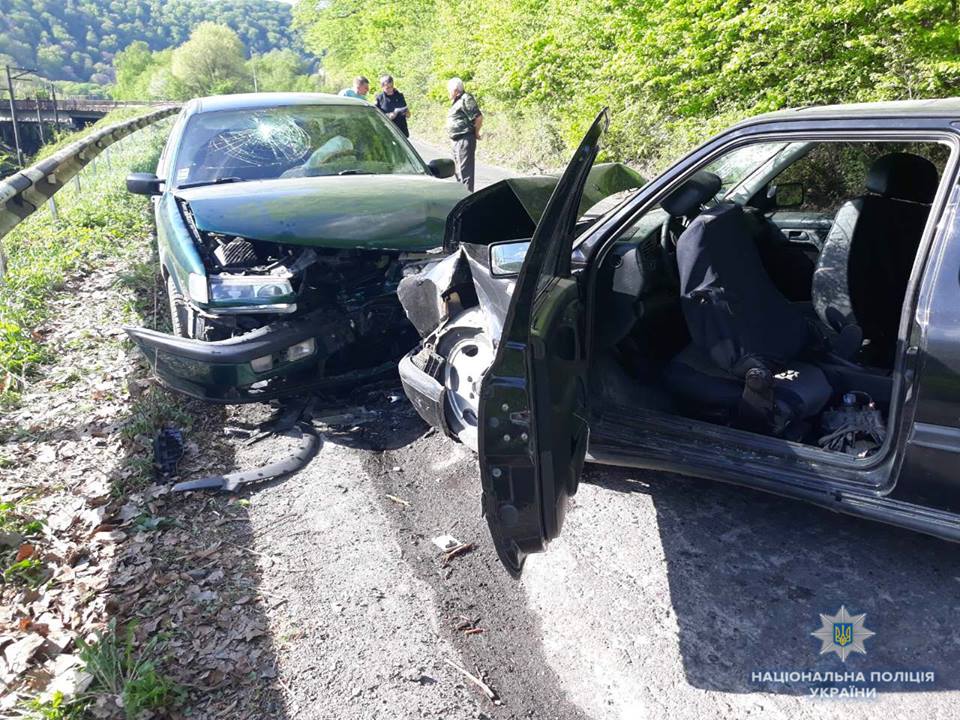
[178,176,244,189]
[337,169,372,176]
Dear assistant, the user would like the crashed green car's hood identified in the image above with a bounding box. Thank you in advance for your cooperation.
[448,162,646,247]
[507,162,646,222]
[176,175,469,251]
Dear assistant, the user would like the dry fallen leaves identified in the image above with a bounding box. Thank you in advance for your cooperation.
[0,252,285,715]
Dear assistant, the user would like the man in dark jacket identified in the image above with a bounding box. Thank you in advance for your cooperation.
[375,75,410,137]
[446,77,483,191]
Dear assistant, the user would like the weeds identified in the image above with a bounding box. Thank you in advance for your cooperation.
[115,255,165,328]
[21,692,87,720]
[0,121,169,404]
[0,500,43,535]
[17,622,181,720]
[2,556,47,587]
[76,621,182,719]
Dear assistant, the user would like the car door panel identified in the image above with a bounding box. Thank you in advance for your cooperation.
[478,110,608,575]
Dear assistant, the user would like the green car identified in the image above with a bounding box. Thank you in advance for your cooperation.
[125,93,467,402]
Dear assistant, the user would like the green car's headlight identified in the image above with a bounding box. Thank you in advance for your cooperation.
[208,275,294,304]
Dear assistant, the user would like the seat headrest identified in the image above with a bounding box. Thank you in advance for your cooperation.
[865,152,938,204]
[662,171,722,217]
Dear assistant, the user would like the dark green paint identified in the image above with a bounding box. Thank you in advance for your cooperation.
[499,162,645,224]
[177,174,469,251]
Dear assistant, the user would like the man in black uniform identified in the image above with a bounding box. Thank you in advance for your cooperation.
[375,75,411,137]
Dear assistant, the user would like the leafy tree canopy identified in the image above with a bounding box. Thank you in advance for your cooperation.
[112,24,323,100]
[294,0,960,168]
[0,0,303,84]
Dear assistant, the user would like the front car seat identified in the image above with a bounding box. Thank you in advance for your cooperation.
[659,170,722,284]
[812,152,939,365]
[664,204,832,433]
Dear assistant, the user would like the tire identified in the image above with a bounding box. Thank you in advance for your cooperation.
[435,307,495,452]
[166,274,191,338]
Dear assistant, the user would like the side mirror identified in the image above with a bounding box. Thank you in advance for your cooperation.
[126,172,162,196]
[428,158,456,179]
[489,239,530,277]
[770,181,803,209]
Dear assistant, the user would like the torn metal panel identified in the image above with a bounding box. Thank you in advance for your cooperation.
[396,251,469,338]
[461,243,514,344]
[444,162,645,249]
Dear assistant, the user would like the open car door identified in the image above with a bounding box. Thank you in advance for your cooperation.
[478,109,608,575]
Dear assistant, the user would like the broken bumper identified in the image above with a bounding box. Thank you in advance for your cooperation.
[398,345,451,437]
[126,307,392,403]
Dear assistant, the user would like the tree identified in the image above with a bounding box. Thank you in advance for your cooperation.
[0,0,305,83]
[247,49,320,92]
[170,22,252,97]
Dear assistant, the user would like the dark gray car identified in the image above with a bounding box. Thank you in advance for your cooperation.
[397,100,960,574]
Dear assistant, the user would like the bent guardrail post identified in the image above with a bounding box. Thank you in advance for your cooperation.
[0,104,180,280]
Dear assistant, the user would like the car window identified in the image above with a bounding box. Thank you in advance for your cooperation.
[766,141,951,215]
[703,142,791,195]
[171,105,427,187]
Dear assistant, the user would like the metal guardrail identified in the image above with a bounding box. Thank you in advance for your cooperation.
[5,99,171,112]
[0,105,179,277]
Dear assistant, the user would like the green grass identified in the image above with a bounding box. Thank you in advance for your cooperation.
[116,255,167,329]
[21,692,87,720]
[0,121,168,402]
[21,621,181,720]
[0,499,43,535]
[31,106,167,163]
[78,621,182,719]
[2,556,47,587]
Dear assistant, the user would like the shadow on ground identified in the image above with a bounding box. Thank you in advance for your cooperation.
[588,464,960,695]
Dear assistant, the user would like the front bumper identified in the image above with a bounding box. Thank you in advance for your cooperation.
[398,344,452,437]
[126,307,392,403]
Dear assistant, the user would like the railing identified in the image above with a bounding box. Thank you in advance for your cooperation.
[3,99,170,113]
[0,105,179,277]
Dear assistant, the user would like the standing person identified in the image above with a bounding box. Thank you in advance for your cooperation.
[338,76,370,101]
[446,77,483,192]
[375,75,410,137]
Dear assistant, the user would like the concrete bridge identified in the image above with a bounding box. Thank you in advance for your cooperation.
[0,98,165,125]
[0,98,169,163]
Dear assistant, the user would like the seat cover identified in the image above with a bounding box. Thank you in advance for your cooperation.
[812,152,937,362]
[676,203,809,374]
[665,344,832,419]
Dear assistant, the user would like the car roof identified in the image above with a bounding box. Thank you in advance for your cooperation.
[738,97,960,127]
[182,92,368,116]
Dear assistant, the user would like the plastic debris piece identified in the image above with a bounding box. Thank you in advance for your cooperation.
[172,423,320,493]
[153,427,184,478]
[431,534,461,552]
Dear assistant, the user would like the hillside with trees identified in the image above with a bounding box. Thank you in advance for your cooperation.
[0,0,302,85]
[294,0,960,171]
[111,24,321,100]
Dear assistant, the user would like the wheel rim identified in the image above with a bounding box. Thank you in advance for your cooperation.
[443,330,495,450]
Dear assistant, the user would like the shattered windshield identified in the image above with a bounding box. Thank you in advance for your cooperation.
[172,105,427,187]
[703,141,791,196]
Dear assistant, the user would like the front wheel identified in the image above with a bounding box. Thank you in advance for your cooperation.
[436,308,496,452]
[166,274,190,338]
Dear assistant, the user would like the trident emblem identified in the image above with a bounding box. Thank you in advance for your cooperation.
[833,623,853,647]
